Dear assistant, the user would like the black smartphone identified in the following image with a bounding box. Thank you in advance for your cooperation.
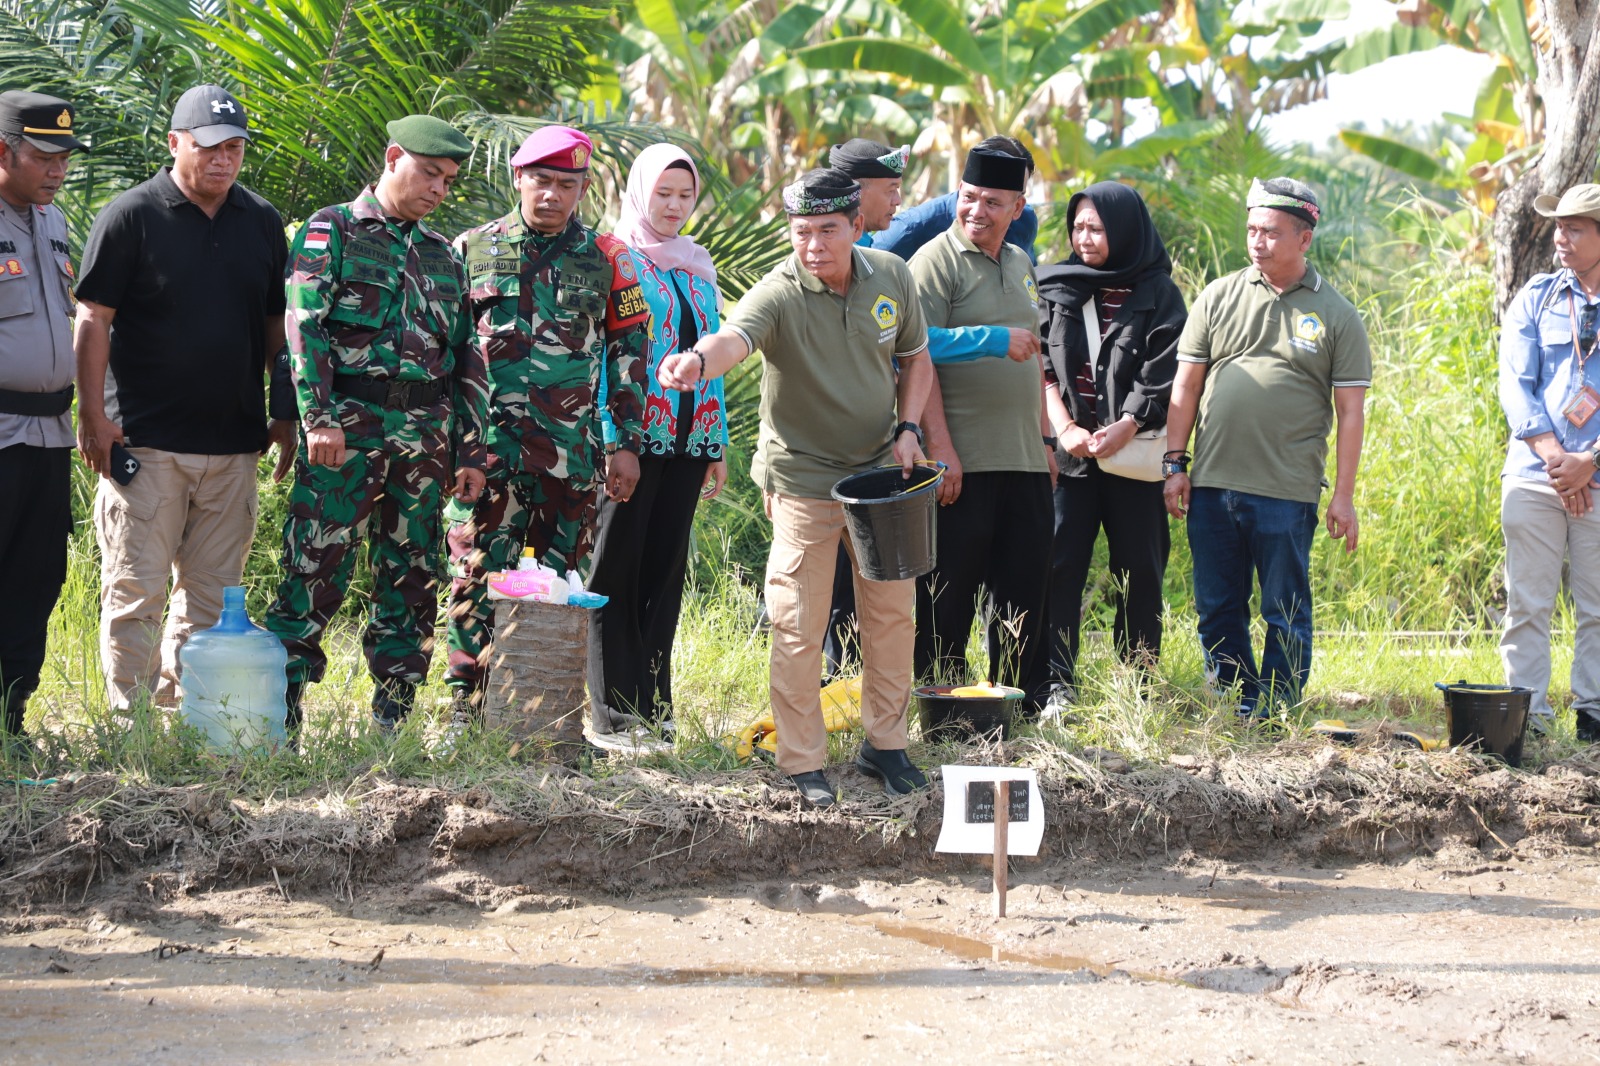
[108,442,141,486]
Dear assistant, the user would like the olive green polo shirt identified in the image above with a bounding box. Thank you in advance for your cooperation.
[1177,262,1372,503]
[725,246,929,498]
[910,222,1045,474]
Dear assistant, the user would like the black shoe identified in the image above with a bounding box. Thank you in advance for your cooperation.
[855,741,928,796]
[285,680,306,733]
[371,678,417,733]
[790,770,837,808]
[1577,709,1600,743]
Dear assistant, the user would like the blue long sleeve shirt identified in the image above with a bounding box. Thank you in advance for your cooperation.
[1499,268,1600,484]
[872,192,1038,264]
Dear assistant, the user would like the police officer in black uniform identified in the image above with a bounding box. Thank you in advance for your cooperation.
[0,91,86,743]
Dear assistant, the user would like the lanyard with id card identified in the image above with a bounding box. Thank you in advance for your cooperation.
[1562,290,1600,427]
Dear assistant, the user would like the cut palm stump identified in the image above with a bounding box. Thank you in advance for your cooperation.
[484,600,589,762]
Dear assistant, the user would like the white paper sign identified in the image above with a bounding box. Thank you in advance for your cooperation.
[933,765,1043,856]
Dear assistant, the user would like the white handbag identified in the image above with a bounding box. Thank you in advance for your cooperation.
[1079,294,1164,482]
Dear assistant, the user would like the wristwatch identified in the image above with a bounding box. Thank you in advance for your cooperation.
[1042,435,1059,449]
[894,421,924,447]
[1161,456,1190,478]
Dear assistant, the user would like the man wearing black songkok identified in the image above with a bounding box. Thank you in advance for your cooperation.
[828,138,908,240]
[909,145,1054,712]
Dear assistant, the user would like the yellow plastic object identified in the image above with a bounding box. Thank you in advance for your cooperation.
[950,680,1008,698]
[728,675,863,760]
[1312,718,1446,751]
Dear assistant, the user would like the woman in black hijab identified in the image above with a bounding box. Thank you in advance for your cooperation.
[1035,182,1187,715]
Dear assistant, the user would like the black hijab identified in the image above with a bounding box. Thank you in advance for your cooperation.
[1036,181,1171,308]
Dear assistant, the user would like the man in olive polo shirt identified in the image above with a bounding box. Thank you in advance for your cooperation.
[1163,178,1370,722]
[658,167,933,807]
[910,144,1053,711]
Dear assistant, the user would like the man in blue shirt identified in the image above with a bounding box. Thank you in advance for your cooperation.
[1499,184,1600,742]
[874,136,1040,265]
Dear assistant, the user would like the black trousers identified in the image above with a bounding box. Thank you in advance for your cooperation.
[585,453,709,721]
[1048,462,1170,687]
[0,444,72,734]
[915,470,1053,708]
[822,543,858,680]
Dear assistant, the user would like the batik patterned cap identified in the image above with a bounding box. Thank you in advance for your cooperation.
[782,167,861,216]
[1247,177,1320,227]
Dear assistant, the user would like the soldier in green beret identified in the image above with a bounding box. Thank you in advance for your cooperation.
[264,115,492,736]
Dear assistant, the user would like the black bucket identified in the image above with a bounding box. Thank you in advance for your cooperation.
[915,684,1022,741]
[1435,681,1533,767]
[831,463,944,582]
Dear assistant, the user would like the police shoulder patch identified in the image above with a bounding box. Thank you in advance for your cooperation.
[872,294,898,330]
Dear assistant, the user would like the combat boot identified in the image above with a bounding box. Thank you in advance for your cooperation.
[371,678,417,734]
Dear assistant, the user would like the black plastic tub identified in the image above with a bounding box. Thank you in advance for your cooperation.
[915,684,1024,741]
[830,464,944,581]
[1435,681,1533,767]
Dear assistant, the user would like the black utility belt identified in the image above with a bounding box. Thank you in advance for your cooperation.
[332,374,449,411]
[0,384,74,417]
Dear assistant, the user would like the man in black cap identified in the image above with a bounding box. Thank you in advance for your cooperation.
[1163,177,1371,724]
[657,167,932,808]
[264,115,489,736]
[74,84,294,714]
[875,135,1040,264]
[0,90,86,744]
[828,138,908,241]
[910,144,1053,711]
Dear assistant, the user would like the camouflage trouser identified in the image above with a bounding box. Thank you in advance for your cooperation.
[266,444,449,686]
[444,453,598,689]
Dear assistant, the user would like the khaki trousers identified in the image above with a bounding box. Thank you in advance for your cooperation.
[1500,477,1600,721]
[93,449,259,709]
[765,492,912,774]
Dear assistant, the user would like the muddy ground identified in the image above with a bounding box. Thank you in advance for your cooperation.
[4,744,1600,1063]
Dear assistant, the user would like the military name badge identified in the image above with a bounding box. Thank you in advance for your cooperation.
[1291,311,1324,353]
[872,293,898,343]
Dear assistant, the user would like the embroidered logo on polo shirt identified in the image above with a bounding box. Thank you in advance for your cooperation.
[872,294,897,329]
[1292,311,1324,352]
[1023,275,1038,305]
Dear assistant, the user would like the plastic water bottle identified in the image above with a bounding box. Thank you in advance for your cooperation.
[179,586,289,752]
[517,547,540,571]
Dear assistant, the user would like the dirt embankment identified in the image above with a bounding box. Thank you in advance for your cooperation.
[5,741,1597,915]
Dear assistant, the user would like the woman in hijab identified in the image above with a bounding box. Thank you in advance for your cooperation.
[1035,182,1187,716]
[587,144,728,745]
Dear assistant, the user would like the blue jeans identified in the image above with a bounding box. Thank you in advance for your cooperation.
[1187,487,1317,715]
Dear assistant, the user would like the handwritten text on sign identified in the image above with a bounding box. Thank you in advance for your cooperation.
[934,766,1043,856]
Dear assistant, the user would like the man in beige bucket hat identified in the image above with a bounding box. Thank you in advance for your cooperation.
[1497,183,1600,741]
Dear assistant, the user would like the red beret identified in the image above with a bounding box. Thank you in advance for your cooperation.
[511,125,593,172]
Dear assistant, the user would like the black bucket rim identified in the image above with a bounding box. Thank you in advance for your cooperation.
[1433,681,1536,695]
[914,683,1027,700]
[830,461,946,505]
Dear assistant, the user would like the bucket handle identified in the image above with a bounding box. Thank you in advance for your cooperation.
[874,460,946,495]
[1434,679,1470,693]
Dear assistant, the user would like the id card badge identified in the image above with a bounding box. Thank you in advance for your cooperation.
[1563,383,1600,427]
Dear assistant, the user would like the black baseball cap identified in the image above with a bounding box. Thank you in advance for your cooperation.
[170,84,251,147]
[0,91,87,153]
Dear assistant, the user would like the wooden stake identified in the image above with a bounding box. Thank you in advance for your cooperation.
[992,779,1009,918]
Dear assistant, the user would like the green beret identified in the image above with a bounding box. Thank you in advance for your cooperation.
[385,114,472,162]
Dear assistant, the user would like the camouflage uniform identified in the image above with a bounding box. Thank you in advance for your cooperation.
[444,210,648,691]
[266,186,490,697]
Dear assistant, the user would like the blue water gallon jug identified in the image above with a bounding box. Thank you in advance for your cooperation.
[179,586,289,752]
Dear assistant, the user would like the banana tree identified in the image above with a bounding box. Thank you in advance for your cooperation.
[1329,0,1600,312]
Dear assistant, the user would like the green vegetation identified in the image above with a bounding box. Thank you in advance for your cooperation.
[4,0,1594,793]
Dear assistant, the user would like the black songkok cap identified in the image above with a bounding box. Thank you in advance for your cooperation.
[961,146,1027,192]
[828,138,909,179]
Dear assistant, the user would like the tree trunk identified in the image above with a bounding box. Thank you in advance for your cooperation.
[1492,2,1600,317]
[483,600,590,763]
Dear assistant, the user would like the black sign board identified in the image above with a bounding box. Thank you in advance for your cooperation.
[965,780,1030,824]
